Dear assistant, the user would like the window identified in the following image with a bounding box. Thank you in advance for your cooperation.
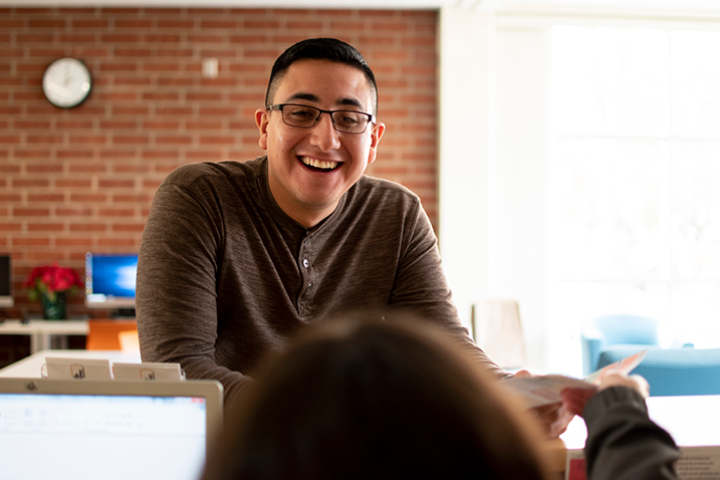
[548,26,720,374]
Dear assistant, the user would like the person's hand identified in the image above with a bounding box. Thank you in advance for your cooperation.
[596,372,649,398]
[560,386,597,417]
[514,370,577,439]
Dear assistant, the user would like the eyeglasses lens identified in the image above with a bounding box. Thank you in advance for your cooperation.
[281,105,369,134]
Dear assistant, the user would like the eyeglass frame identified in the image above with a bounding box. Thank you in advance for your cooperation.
[266,103,375,134]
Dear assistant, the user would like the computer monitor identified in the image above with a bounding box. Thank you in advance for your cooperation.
[85,253,138,311]
[0,255,12,308]
[0,378,223,480]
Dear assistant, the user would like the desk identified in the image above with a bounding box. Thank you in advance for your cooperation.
[560,394,720,450]
[0,349,141,378]
[0,320,89,353]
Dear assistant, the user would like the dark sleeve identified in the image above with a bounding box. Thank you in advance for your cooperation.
[583,386,680,480]
[136,178,251,405]
[387,199,507,378]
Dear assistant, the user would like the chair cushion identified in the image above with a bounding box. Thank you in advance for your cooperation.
[597,347,720,396]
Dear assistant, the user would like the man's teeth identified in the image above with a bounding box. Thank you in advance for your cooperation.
[301,157,338,170]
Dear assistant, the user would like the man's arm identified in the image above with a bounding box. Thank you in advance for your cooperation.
[136,176,251,405]
[386,199,507,378]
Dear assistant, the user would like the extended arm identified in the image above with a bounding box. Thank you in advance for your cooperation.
[387,200,506,378]
[137,178,251,405]
[583,386,680,480]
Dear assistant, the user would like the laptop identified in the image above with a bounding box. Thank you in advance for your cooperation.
[0,378,223,480]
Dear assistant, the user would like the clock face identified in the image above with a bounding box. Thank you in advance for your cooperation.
[42,57,92,108]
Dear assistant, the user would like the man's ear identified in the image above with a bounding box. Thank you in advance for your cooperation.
[367,122,386,165]
[255,109,269,150]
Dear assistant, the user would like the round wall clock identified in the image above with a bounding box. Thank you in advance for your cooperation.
[42,57,92,108]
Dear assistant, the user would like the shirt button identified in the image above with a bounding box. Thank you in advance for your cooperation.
[303,259,309,268]
[307,282,313,292]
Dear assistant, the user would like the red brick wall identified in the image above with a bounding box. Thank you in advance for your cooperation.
[0,7,438,320]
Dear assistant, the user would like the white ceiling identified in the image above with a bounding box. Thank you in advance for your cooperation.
[3,0,720,15]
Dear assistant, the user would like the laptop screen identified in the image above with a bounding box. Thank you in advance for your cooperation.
[0,379,222,480]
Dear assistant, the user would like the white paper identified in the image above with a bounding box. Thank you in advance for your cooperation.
[112,362,185,381]
[43,357,113,380]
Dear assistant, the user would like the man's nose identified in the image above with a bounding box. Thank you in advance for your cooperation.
[309,112,341,152]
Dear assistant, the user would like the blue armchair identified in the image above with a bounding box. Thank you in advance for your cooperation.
[597,347,720,396]
[581,314,660,376]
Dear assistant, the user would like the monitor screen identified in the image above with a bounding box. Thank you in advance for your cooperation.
[0,254,12,308]
[0,379,223,480]
[85,253,138,309]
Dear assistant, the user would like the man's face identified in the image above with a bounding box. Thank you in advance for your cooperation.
[255,59,385,228]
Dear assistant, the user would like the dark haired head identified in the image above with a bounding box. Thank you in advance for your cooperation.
[265,38,378,116]
[202,316,552,480]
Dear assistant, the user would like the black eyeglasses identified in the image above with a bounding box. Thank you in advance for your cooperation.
[267,103,374,134]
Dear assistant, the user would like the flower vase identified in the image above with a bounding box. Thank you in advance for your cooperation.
[40,292,67,320]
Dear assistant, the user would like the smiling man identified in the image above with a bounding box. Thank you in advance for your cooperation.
[136,38,505,406]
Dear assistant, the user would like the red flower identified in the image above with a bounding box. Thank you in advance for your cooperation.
[24,263,84,302]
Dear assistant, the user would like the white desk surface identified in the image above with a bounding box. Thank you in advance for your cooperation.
[0,349,142,378]
[0,319,89,335]
[561,394,720,449]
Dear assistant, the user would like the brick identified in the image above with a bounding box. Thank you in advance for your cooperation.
[17,34,54,43]
[157,78,193,86]
[156,135,192,145]
[14,208,50,216]
[99,120,136,129]
[112,223,145,232]
[142,92,178,101]
[26,135,64,144]
[158,20,194,28]
[186,92,222,101]
[112,135,149,144]
[115,49,151,57]
[69,135,107,145]
[13,179,50,188]
[156,107,193,116]
[113,77,152,86]
[144,34,181,43]
[143,64,180,72]
[29,20,66,28]
[56,150,94,159]
[115,20,152,28]
[28,223,64,231]
[70,194,107,202]
[70,223,107,232]
[100,63,137,72]
[143,121,179,129]
[26,164,63,173]
[188,35,224,43]
[101,34,140,42]
[201,20,236,28]
[55,179,92,188]
[141,150,179,159]
[59,34,96,43]
[113,194,151,203]
[56,207,92,216]
[155,49,193,57]
[56,238,92,247]
[72,20,108,28]
[98,238,136,247]
[13,238,51,247]
[0,223,22,232]
[14,150,52,158]
[113,106,148,115]
[97,92,136,101]
[199,136,235,145]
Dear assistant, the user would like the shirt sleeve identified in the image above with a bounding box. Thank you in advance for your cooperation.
[136,178,251,405]
[583,386,680,480]
[387,198,507,378]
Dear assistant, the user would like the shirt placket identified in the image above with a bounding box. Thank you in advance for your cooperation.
[296,230,315,316]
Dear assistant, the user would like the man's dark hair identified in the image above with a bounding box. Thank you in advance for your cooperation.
[265,37,378,116]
